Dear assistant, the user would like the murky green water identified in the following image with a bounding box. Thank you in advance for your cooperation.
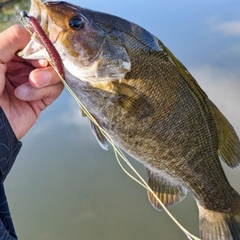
[1,1,240,239]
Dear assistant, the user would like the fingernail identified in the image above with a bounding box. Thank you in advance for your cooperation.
[31,70,51,88]
[39,59,48,67]
[15,85,30,99]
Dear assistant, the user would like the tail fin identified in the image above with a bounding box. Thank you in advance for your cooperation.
[198,204,240,240]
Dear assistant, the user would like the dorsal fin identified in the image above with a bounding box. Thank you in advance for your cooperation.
[146,168,187,211]
[90,118,108,151]
[164,44,240,168]
[163,45,210,114]
[209,101,240,168]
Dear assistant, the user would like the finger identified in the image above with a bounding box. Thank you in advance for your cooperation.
[30,59,48,68]
[29,66,62,88]
[10,53,48,68]
[14,82,63,103]
[0,25,31,63]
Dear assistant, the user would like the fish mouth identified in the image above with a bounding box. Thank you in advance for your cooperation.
[18,0,105,69]
[18,0,62,60]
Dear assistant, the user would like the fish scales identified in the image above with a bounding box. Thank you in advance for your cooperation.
[20,1,240,239]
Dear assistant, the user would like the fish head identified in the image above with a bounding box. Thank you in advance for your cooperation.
[20,0,131,82]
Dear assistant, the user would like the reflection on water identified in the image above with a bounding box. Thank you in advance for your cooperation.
[1,1,240,240]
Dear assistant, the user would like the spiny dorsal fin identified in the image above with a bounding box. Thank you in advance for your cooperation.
[146,168,187,211]
[164,44,240,167]
[163,44,210,114]
[209,101,240,168]
[90,118,108,151]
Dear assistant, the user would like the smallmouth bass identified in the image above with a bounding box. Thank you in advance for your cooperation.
[20,1,240,239]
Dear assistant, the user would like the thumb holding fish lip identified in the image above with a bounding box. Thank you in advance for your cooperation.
[0,25,30,63]
[0,24,30,96]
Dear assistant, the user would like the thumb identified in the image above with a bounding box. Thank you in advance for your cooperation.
[0,25,30,63]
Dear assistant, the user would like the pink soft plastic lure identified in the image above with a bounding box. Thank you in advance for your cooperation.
[20,10,65,78]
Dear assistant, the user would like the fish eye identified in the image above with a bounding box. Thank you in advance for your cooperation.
[69,16,84,30]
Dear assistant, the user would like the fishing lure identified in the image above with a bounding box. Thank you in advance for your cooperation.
[19,10,65,78]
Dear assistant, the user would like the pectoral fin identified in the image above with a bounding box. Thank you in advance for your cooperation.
[81,108,87,117]
[210,101,240,168]
[146,168,187,211]
[90,118,108,151]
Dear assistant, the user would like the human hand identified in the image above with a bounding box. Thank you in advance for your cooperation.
[0,25,63,139]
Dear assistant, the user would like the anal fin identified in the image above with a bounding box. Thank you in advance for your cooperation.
[146,168,187,211]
